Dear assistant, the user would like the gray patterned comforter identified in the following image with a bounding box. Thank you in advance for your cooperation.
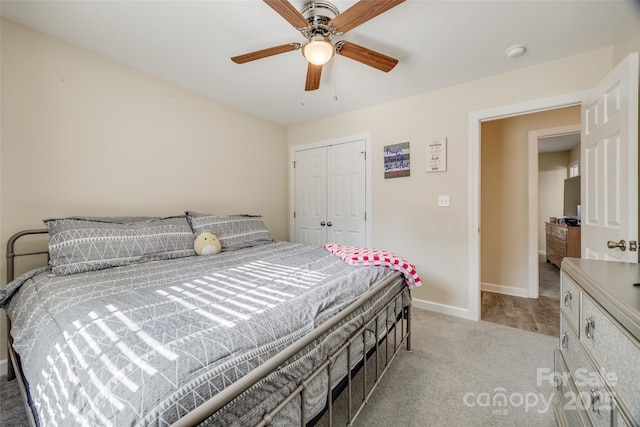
[2,242,408,426]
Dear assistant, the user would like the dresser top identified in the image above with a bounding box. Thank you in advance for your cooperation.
[562,257,640,341]
[545,222,580,228]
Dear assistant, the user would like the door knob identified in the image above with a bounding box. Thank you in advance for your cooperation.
[607,240,626,251]
[320,221,326,226]
[327,222,332,227]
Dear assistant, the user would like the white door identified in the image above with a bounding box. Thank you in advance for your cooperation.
[326,141,366,246]
[582,52,639,262]
[294,146,326,245]
[293,140,367,246]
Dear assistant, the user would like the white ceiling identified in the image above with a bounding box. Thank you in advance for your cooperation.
[538,133,580,153]
[1,1,639,127]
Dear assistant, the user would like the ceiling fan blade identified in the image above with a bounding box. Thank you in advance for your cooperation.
[331,0,405,34]
[231,43,300,64]
[336,41,398,72]
[305,63,322,91]
[264,0,310,29]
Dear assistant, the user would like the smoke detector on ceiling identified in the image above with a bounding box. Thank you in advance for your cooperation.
[505,44,527,59]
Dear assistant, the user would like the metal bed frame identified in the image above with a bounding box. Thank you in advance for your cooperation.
[6,229,412,427]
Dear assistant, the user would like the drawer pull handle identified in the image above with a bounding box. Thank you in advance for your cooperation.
[585,316,596,339]
[563,290,572,307]
[561,332,569,348]
[590,388,601,414]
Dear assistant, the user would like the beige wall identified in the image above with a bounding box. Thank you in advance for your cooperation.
[613,14,640,65]
[538,151,571,251]
[288,49,613,313]
[569,144,580,166]
[480,108,580,293]
[0,19,288,365]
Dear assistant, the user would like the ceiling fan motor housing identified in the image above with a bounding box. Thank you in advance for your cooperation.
[301,1,340,38]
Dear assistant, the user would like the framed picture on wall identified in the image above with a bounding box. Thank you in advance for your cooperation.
[384,142,410,179]
[426,137,447,172]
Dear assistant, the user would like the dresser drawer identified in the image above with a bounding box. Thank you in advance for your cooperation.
[556,227,568,239]
[556,241,568,256]
[555,349,591,427]
[581,293,640,423]
[561,313,616,427]
[617,408,634,427]
[561,271,581,334]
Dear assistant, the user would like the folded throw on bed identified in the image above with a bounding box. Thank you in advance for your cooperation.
[324,244,422,289]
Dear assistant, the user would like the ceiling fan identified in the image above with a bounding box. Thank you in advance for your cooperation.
[231,0,405,91]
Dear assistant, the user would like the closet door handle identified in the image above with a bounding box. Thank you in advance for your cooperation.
[320,221,326,226]
[327,222,332,227]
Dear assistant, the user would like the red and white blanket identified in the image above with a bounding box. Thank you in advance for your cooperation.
[324,244,422,289]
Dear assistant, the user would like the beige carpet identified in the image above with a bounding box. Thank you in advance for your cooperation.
[349,309,556,426]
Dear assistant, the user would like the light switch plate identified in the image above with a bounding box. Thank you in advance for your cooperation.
[438,195,450,207]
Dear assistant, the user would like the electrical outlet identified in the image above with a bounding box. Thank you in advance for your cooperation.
[438,195,450,207]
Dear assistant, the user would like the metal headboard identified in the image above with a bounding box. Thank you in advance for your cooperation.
[6,229,49,283]
[5,229,49,426]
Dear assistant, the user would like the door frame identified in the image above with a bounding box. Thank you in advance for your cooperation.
[289,132,372,246]
[468,91,586,321]
[528,124,581,299]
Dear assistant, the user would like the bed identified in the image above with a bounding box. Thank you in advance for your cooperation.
[2,213,417,426]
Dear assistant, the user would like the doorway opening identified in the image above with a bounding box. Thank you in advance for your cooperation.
[478,108,580,336]
[535,127,581,300]
[467,91,585,322]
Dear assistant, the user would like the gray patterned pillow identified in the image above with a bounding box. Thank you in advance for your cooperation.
[186,212,275,251]
[44,216,196,275]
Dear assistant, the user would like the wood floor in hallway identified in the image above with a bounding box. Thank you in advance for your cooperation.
[481,291,560,337]
[481,255,561,337]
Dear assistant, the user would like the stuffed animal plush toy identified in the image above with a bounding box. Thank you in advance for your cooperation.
[194,232,222,255]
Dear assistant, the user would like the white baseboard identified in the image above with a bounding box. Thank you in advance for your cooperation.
[0,358,7,377]
[411,297,476,321]
[538,250,546,256]
[481,282,529,298]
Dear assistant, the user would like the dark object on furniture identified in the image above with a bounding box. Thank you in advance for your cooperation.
[546,222,581,268]
[564,217,579,227]
[4,229,412,427]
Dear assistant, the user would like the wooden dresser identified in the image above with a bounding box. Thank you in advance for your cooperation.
[555,258,640,426]
[546,222,581,268]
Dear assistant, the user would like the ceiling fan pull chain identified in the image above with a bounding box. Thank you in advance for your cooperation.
[333,56,338,101]
[301,57,307,106]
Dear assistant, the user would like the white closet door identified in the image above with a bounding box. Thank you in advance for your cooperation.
[326,140,366,246]
[294,147,327,245]
[293,139,367,246]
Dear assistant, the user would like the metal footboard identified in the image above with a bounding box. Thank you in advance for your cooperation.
[279,289,410,427]
[173,277,411,427]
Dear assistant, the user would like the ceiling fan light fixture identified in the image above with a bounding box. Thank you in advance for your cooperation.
[302,38,334,65]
